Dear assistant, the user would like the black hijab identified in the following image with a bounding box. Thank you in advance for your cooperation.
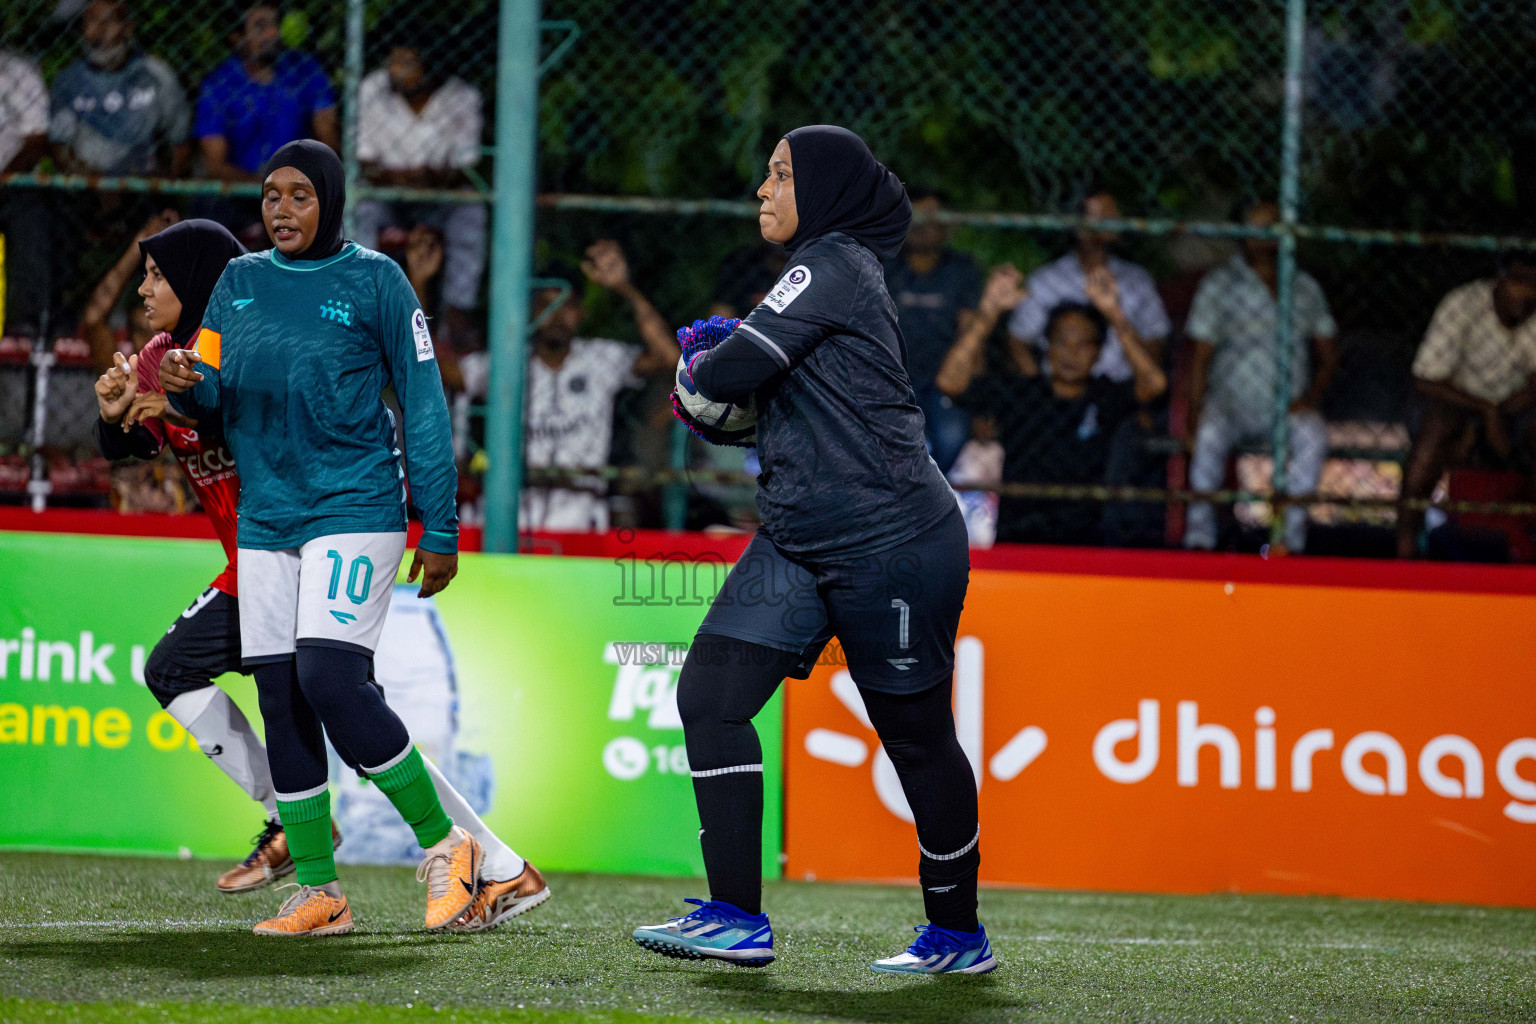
[781,125,911,261]
[261,139,347,261]
[139,219,247,348]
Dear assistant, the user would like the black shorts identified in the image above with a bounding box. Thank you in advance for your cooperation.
[143,588,248,705]
[697,505,969,693]
[144,588,371,777]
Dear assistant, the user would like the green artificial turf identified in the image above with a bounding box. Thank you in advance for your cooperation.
[0,852,1533,1023]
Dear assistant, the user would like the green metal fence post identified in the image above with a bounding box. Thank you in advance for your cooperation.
[484,0,543,553]
[1271,0,1307,550]
[664,420,688,530]
[341,0,364,237]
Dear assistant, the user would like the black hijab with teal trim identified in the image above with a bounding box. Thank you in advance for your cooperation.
[781,125,911,261]
[262,139,347,261]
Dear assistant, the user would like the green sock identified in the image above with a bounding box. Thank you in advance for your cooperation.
[275,790,336,886]
[369,746,452,849]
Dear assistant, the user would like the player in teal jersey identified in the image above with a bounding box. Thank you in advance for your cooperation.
[162,140,484,937]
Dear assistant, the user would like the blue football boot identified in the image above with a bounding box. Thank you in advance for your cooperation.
[870,923,998,975]
[631,898,775,967]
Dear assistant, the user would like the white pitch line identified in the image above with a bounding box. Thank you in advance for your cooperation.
[0,919,251,929]
[1016,934,1205,947]
[1013,934,1408,952]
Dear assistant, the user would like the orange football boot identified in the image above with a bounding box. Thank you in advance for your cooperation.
[418,825,482,931]
[449,860,551,932]
[252,884,354,937]
[218,819,343,894]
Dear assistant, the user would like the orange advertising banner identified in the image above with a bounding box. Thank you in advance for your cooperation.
[784,561,1536,907]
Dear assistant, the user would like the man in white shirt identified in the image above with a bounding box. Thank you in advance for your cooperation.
[0,49,50,336]
[1007,190,1171,382]
[1183,201,1339,554]
[0,50,47,175]
[354,42,486,334]
[1397,253,1536,557]
[519,246,682,532]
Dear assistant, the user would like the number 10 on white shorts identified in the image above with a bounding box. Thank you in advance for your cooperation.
[239,532,408,664]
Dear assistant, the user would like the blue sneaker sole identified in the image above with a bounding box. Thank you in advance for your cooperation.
[870,955,999,975]
[632,933,774,968]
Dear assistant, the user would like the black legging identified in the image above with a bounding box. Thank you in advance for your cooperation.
[255,646,412,795]
[677,634,980,930]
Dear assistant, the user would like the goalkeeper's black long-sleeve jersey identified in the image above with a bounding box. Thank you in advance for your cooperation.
[689,231,956,561]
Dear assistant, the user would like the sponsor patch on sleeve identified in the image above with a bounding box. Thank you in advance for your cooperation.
[763,265,812,313]
[412,308,434,362]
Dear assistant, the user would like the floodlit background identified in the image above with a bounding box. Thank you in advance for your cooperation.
[3,0,1536,559]
[1,5,1535,1022]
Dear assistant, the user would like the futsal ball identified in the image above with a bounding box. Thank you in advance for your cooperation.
[675,353,756,432]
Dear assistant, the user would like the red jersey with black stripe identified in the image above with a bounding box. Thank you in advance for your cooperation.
[138,335,241,596]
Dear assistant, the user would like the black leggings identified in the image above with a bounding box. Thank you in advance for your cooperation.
[255,646,412,795]
[677,634,980,930]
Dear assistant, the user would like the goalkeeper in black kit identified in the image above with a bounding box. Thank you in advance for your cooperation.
[632,125,994,976]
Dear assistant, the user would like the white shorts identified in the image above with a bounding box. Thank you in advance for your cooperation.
[239,532,407,665]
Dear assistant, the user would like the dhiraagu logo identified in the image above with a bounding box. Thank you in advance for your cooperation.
[601,643,688,781]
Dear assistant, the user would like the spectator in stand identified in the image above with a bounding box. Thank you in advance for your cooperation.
[0,50,48,177]
[933,261,1027,395]
[193,2,336,233]
[946,413,1004,548]
[49,0,190,176]
[1184,200,1339,554]
[81,209,179,370]
[939,295,1166,546]
[0,49,50,337]
[883,188,984,472]
[402,226,443,311]
[397,224,469,393]
[1008,189,1171,382]
[353,39,485,342]
[195,1,337,177]
[1396,253,1536,558]
[47,3,189,328]
[459,245,679,532]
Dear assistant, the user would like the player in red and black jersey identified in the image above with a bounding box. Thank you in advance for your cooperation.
[94,219,302,894]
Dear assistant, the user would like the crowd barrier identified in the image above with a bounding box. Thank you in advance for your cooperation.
[787,560,1536,907]
[0,527,779,877]
[1,516,1532,906]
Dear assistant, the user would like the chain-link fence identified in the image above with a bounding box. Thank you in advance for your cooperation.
[0,0,495,511]
[535,0,1536,560]
[4,1,1536,561]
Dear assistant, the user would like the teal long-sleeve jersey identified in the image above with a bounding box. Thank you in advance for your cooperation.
[169,243,458,554]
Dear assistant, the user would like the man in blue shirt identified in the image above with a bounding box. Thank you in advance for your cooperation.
[193,1,336,226]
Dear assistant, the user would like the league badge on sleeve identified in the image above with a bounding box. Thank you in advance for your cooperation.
[412,309,435,362]
[763,266,812,313]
